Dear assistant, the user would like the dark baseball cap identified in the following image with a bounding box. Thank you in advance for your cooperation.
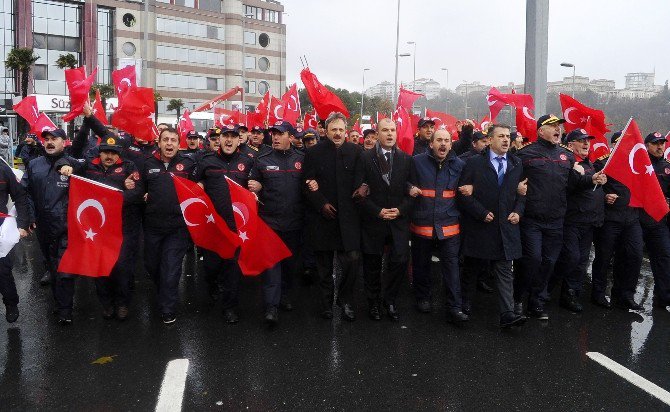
[186,131,200,139]
[41,128,66,139]
[472,131,488,142]
[99,136,123,153]
[363,129,377,138]
[566,129,594,142]
[301,128,318,141]
[536,114,565,129]
[417,117,436,128]
[610,131,622,144]
[269,121,293,134]
[645,132,667,144]
[220,124,240,136]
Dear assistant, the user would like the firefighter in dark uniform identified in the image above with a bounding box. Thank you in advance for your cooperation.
[641,132,670,309]
[409,128,468,323]
[592,132,644,310]
[59,106,143,320]
[196,124,254,324]
[549,129,604,312]
[0,159,30,323]
[181,131,202,157]
[412,117,434,156]
[240,125,271,159]
[514,115,606,320]
[142,127,197,324]
[22,128,84,324]
[248,121,306,324]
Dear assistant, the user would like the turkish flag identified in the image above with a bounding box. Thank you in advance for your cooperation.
[426,109,458,137]
[392,106,414,155]
[479,114,492,132]
[172,175,240,259]
[397,86,423,112]
[13,96,40,126]
[30,113,56,142]
[111,87,158,142]
[267,96,284,125]
[303,111,318,129]
[584,117,610,162]
[92,89,109,126]
[486,87,508,121]
[214,108,240,127]
[225,176,291,275]
[177,110,195,149]
[377,112,388,123]
[300,67,350,119]
[515,106,537,142]
[58,175,123,277]
[246,111,265,130]
[281,84,301,126]
[255,91,271,126]
[602,119,669,221]
[559,94,610,135]
[663,132,670,162]
[112,65,137,102]
[352,119,362,135]
[62,66,98,123]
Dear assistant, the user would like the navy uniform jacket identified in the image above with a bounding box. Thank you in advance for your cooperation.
[412,136,429,156]
[248,148,305,233]
[564,155,605,227]
[516,138,593,221]
[240,143,272,159]
[639,153,670,227]
[594,154,639,224]
[0,163,30,230]
[142,152,197,230]
[410,150,464,240]
[457,149,525,261]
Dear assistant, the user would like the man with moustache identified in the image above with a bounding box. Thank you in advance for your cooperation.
[348,130,361,145]
[514,115,607,320]
[240,125,271,159]
[355,118,413,321]
[363,129,378,151]
[303,112,362,321]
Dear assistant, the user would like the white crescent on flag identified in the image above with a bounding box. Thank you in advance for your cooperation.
[564,107,578,124]
[273,105,284,120]
[522,107,535,120]
[628,143,652,175]
[180,198,208,226]
[592,143,608,152]
[76,199,107,240]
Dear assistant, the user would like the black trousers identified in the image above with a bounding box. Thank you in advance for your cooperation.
[411,235,461,309]
[550,223,594,297]
[591,220,643,301]
[95,223,140,308]
[315,250,360,310]
[37,229,74,316]
[0,255,17,307]
[274,229,303,295]
[461,256,490,309]
[362,233,408,305]
[144,226,189,315]
[641,222,670,304]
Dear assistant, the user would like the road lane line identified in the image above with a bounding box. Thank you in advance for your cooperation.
[586,352,670,406]
[155,359,190,412]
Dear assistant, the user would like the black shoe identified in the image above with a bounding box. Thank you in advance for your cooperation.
[57,312,72,325]
[416,299,431,313]
[591,295,612,309]
[162,313,176,324]
[279,296,293,312]
[369,303,381,321]
[116,306,129,321]
[264,306,279,325]
[559,290,583,313]
[477,280,494,293]
[39,271,51,286]
[528,307,549,320]
[446,309,469,323]
[320,309,333,319]
[385,303,399,322]
[500,312,526,328]
[5,305,18,323]
[613,298,643,311]
[513,302,524,316]
[102,306,115,320]
[223,308,239,324]
[462,302,472,316]
[341,304,356,321]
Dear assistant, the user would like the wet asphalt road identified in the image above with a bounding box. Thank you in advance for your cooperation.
[0,237,669,411]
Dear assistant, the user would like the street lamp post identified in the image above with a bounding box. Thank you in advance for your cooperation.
[393,0,401,104]
[407,41,416,92]
[360,68,370,121]
[399,53,411,96]
[441,67,448,113]
[463,81,470,119]
[561,62,576,98]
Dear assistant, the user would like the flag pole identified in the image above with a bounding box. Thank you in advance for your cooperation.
[71,174,123,192]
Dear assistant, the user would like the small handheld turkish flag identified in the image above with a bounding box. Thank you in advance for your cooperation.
[62,66,98,123]
[92,89,109,126]
[58,175,124,277]
[602,119,669,222]
[172,174,240,259]
[515,106,537,142]
[584,117,610,162]
[397,86,423,112]
[13,96,40,126]
[303,111,318,129]
[300,67,350,119]
[30,113,56,142]
[426,109,458,137]
[177,110,195,149]
[392,106,414,155]
[559,94,610,135]
[280,84,301,126]
[112,65,137,102]
[267,96,284,125]
[225,176,291,276]
[111,87,158,142]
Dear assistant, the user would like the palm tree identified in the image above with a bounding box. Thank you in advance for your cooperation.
[55,53,78,70]
[5,47,40,136]
[90,83,115,110]
[154,91,163,124]
[167,98,185,120]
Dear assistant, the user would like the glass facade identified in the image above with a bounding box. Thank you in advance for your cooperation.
[97,7,113,84]
[0,0,15,96]
[157,16,224,40]
[157,44,224,66]
[156,72,223,91]
[32,0,81,95]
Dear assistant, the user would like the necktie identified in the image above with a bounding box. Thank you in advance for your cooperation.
[384,151,391,164]
[496,156,505,186]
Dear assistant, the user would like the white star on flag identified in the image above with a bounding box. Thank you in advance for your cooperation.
[206,214,215,223]
[646,164,655,175]
[239,231,249,242]
[84,228,97,240]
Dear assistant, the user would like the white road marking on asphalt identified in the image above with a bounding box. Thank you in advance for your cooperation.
[155,359,190,412]
[586,352,670,406]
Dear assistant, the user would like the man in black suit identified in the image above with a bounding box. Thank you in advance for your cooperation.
[355,118,414,321]
[303,112,363,321]
[457,124,526,328]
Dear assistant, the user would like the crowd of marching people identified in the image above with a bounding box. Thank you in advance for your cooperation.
[0,92,669,331]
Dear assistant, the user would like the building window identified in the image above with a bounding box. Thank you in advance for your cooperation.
[244,80,256,94]
[243,31,256,45]
[122,13,136,27]
[258,81,269,95]
[244,5,261,19]
[97,7,113,84]
[157,44,224,66]
[206,77,218,91]
[244,56,255,70]
[198,0,220,12]
[258,33,269,48]
[122,42,136,56]
[265,10,276,22]
[0,0,15,97]
[157,72,222,91]
[258,57,269,72]
[33,65,48,80]
[206,25,224,40]
[174,0,195,7]
[156,16,212,38]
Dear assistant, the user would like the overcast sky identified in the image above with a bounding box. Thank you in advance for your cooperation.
[282,0,669,92]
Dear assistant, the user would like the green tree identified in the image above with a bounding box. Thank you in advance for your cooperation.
[5,47,40,136]
[55,53,78,70]
[154,91,163,124]
[167,98,185,120]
